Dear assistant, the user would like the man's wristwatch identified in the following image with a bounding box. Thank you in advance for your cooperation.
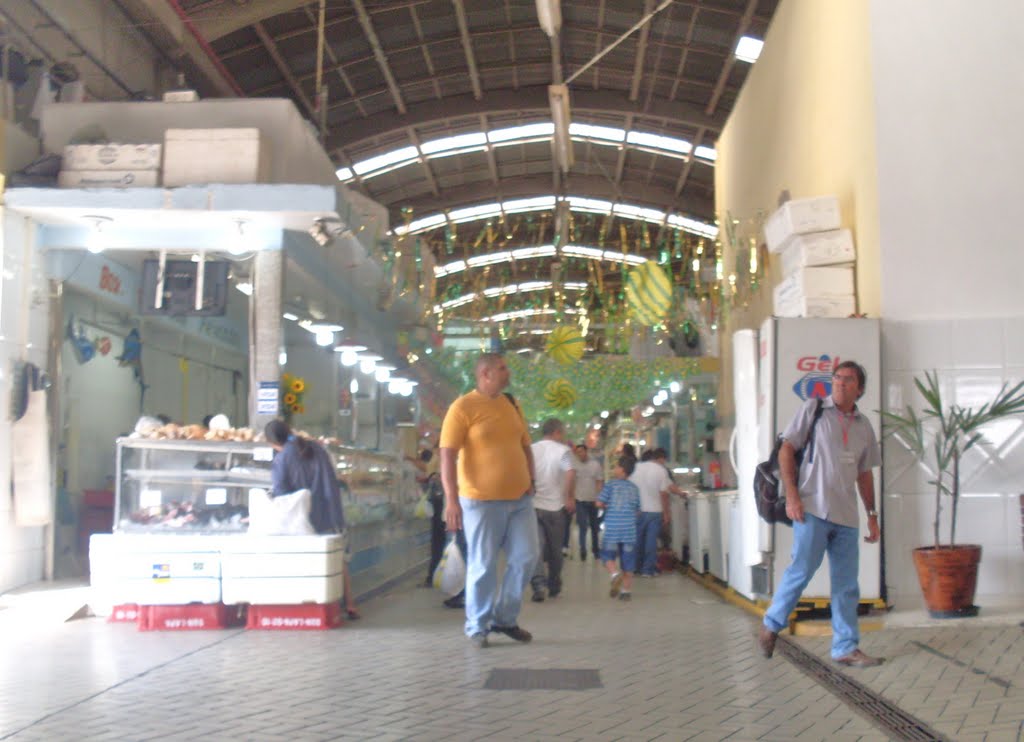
[866,509,878,518]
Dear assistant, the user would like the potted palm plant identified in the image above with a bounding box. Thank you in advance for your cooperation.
[882,371,1024,617]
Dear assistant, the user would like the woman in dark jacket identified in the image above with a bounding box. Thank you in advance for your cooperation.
[265,420,359,618]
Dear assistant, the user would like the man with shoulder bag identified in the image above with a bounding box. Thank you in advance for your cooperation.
[757,360,883,668]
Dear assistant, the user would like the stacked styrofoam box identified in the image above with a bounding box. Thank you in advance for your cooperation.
[765,196,857,318]
[162,128,270,186]
[58,143,161,188]
[220,535,343,605]
[89,533,222,610]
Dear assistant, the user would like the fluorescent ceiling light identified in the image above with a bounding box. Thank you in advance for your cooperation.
[351,146,418,176]
[449,203,502,223]
[488,122,554,144]
[512,245,557,260]
[399,197,717,239]
[467,251,512,268]
[435,259,467,277]
[569,123,625,143]
[567,197,613,214]
[735,36,764,63]
[420,132,488,155]
[335,166,353,181]
[694,145,717,161]
[626,131,691,155]
[503,196,556,213]
[235,282,253,296]
[614,203,667,222]
[282,312,299,321]
[395,213,447,236]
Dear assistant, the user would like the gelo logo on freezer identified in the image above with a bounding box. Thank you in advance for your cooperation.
[792,354,839,400]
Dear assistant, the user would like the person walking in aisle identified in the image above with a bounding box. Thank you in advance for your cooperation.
[573,443,604,562]
[757,360,883,668]
[529,418,576,602]
[439,353,539,648]
[597,455,641,602]
[630,448,684,576]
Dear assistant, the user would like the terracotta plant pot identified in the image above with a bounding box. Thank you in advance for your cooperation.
[912,545,982,618]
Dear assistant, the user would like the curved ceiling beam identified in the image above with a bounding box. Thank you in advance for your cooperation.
[328,86,727,154]
[378,174,714,223]
[194,0,758,43]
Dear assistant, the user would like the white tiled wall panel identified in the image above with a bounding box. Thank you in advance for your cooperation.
[882,318,1024,607]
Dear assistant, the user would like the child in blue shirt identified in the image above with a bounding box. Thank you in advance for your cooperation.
[597,455,641,601]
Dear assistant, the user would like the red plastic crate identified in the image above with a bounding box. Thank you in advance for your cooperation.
[138,603,244,631]
[108,603,140,623]
[246,602,343,630]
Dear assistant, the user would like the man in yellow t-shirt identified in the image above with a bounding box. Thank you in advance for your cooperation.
[440,353,539,648]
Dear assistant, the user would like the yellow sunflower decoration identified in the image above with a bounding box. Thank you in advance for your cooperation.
[280,372,308,420]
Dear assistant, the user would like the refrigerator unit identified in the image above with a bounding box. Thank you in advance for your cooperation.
[731,317,881,601]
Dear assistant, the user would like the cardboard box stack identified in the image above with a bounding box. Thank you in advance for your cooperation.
[764,196,857,318]
[58,143,162,188]
[162,128,269,186]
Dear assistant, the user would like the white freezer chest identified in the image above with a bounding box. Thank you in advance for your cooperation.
[220,535,343,605]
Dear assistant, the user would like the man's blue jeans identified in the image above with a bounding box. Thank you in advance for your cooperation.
[460,494,539,637]
[763,513,861,658]
[636,511,662,575]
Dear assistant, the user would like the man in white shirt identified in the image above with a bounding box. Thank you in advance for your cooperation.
[530,418,576,601]
[572,443,604,562]
[630,448,684,576]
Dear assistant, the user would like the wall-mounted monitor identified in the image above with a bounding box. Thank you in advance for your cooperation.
[139,259,230,316]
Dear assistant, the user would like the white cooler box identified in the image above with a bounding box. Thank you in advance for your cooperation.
[89,533,222,607]
[779,229,855,275]
[163,128,270,186]
[220,534,343,605]
[764,196,841,253]
[774,294,857,319]
[63,143,162,171]
[773,265,854,307]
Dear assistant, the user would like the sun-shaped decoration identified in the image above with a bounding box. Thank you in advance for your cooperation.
[544,378,576,409]
[545,325,586,365]
[626,260,672,326]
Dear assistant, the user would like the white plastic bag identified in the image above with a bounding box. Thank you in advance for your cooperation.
[413,495,434,519]
[247,488,315,535]
[432,539,466,596]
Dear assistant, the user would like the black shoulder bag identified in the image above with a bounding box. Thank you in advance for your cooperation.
[753,398,824,526]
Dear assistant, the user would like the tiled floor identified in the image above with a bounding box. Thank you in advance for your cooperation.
[1,561,1021,742]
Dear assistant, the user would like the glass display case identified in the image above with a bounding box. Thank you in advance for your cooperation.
[115,438,413,533]
[328,444,416,526]
[115,438,275,533]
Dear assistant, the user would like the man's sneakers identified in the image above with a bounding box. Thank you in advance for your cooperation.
[469,632,488,649]
[618,591,632,602]
[491,624,533,643]
[834,649,884,668]
[531,590,546,603]
[758,625,778,658]
[609,572,624,598]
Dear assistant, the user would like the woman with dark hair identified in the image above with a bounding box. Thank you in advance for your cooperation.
[265,419,359,619]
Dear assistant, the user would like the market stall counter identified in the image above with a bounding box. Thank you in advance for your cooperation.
[89,434,429,621]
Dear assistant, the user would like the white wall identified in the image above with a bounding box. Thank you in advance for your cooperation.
[0,211,52,593]
[869,1,1024,604]
[870,0,1024,319]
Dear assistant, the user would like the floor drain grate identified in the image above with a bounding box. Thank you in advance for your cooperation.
[777,637,952,742]
[483,668,602,691]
